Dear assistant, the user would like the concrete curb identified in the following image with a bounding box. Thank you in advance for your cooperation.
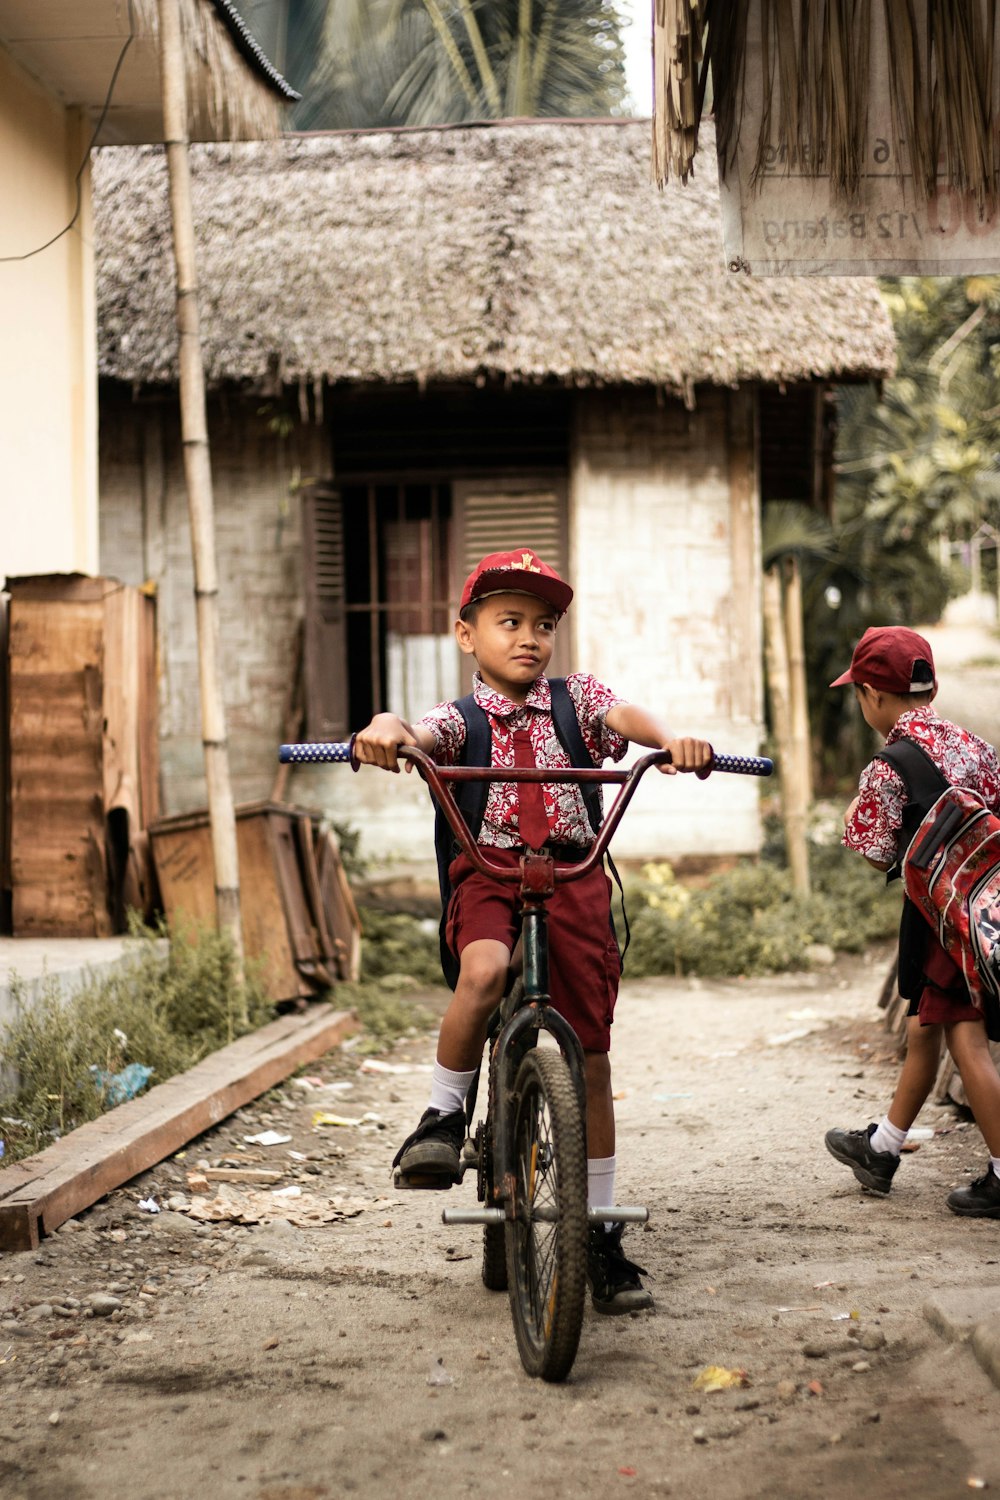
[924,1289,1000,1390]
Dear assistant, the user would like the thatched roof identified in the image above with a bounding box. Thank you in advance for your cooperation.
[94,118,894,394]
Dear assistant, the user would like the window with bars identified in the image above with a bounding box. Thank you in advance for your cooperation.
[302,477,569,737]
[302,482,455,735]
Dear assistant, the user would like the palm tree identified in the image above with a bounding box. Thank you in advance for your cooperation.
[292,0,627,130]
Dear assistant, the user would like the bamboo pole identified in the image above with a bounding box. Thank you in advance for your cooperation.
[763,563,810,896]
[157,0,245,991]
[783,553,814,808]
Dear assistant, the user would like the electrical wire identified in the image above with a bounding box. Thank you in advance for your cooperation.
[0,0,137,264]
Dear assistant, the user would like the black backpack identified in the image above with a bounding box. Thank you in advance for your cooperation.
[876,737,950,1001]
[432,679,616,990]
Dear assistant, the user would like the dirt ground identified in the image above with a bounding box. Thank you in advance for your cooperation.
[3,947,1000,1500]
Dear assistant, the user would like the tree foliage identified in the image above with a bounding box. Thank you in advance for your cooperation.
[806,276,1000,778]
[289,0,628,130]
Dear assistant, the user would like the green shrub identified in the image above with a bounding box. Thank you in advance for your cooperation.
[357,905,444,985]
[0,919,273,1163]
[624,843,899,980]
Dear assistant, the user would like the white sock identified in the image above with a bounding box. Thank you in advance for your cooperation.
[871,1116,908,1156]
[428,1062,476,1115]
[588,1155,616,1227]
[990,1157,1000,1181]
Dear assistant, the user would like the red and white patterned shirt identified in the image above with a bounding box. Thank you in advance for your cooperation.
[843,707,1000,865]
[419,671,627,849]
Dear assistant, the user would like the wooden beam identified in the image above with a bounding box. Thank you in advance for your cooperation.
[0,1004,357,1252]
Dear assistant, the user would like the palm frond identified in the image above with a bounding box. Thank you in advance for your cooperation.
[762,501,837,570]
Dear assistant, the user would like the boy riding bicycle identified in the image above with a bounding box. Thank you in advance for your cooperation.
[354,548,712,1313]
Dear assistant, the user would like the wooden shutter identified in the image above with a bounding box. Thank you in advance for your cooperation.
[451,481,570,685]
[302,483,349,740]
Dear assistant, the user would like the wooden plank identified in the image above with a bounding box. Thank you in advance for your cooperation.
[8,596,109,937]
[295,812,336,960]
[0,1004,358,1252]
[317,829,362,982]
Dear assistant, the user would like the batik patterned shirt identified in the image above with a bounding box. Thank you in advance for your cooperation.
[843,707,1000,865]
[419,671,627,849]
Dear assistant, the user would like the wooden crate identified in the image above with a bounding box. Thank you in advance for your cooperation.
[149,802,359,1003]
[4,575,158,936]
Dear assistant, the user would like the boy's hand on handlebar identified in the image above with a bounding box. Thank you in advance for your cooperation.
[660,737,714,779]
[354,713,420,773]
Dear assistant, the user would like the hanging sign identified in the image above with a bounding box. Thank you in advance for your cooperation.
[717,0,1000,276]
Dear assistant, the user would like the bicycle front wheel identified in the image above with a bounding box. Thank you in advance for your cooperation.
[505,1047,588,1381]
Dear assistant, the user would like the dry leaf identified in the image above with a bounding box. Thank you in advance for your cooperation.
[691,1365,750,1393]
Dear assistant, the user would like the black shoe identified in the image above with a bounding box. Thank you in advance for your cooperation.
[947,1165,1000,1218]
[392,1108,466,1187]
[824,1123,900,1195]
[587,1224,654,1315]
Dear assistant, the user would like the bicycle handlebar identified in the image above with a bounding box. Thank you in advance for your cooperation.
[278,738,773,887]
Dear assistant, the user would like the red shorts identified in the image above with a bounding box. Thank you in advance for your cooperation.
[444,848,620,1052]
[914,939,983,1027]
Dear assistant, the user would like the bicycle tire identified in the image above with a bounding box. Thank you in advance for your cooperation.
[479,1113,507,1291]
[505,1047,588,1381]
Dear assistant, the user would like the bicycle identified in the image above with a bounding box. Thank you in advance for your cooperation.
[278,736,772,1381]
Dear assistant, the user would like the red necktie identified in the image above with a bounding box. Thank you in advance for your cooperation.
[513,728,550,850]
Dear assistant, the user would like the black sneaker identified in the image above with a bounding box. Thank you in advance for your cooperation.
[824,1123,900,1195]
[392,1108,466,1188]
[587,1224,653,1315]
[947,1165,1000,1218]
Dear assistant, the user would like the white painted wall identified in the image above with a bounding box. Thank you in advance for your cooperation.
[0,47,97,579]
[569,389,765,861]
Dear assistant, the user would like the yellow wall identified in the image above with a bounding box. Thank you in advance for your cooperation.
[0,46,97,581]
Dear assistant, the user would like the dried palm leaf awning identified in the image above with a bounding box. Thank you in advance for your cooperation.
[653,0,1000,212]
[93,119,893,395]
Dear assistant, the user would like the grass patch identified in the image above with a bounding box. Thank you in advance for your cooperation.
[0,919,274,1164]
[335,978,436,1055]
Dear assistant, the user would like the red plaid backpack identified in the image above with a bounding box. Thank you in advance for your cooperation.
[882,738,1000,1037]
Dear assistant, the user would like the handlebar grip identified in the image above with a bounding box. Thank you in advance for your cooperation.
[712,752,773,777]
[279,739,355,765]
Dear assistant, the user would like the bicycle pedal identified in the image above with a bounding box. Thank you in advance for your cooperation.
[393,1167,458,1191]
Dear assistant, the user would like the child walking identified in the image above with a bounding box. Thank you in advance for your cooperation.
[824,626,1000,1215]
[354,548,712,1311]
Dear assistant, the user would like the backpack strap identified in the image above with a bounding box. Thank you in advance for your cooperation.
[875,737,951,882]
[549,678,630,966]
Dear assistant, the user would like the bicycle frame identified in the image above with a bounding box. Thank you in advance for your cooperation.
[398,744,680,1217]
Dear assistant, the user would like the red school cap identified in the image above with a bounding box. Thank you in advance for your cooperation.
[829,625,937,694]
[459,549,573,614]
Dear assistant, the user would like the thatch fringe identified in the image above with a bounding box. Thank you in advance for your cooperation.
[134,0,286,140]
[652,0,705,185]
[653,0,1000,211]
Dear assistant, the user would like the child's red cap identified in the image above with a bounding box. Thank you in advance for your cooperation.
[460,549,573,613]
[829,625,937,694]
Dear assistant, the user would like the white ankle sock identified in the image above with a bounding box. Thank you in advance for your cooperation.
[871,1116,908,1156]
[428,1062,476,1115]
[990,1157,1000,1181]
[588,1155,616,1222]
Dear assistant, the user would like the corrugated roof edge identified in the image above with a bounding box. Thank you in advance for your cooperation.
[208,0,301,100]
